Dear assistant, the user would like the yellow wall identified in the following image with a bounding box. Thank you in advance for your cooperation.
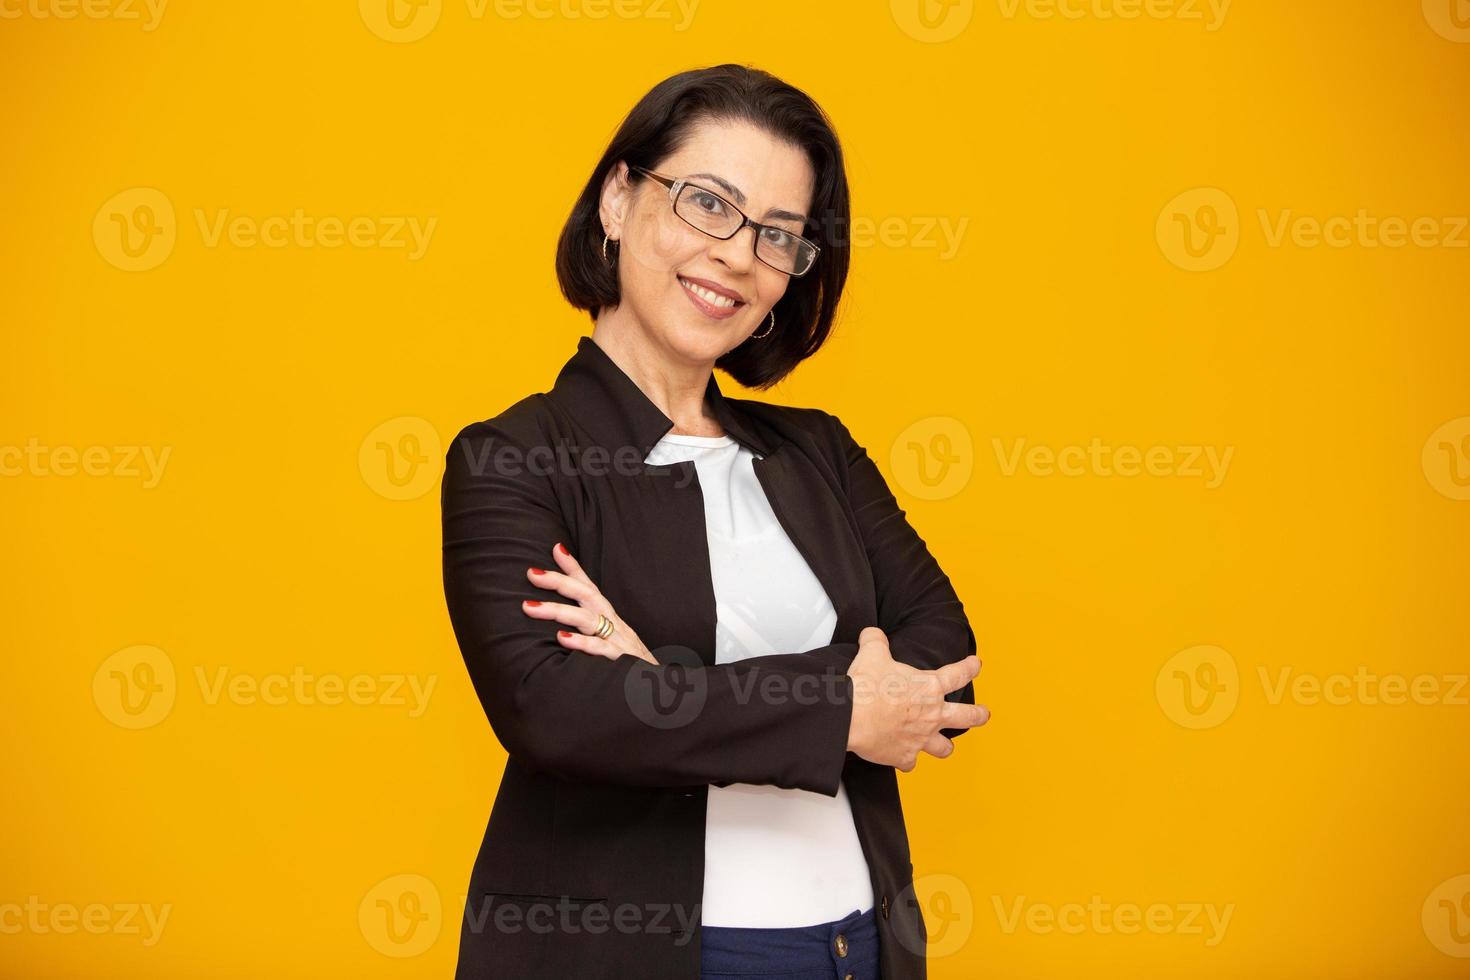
[3,1,1469,976]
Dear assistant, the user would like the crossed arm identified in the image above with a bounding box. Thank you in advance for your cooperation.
[440,411,978,797]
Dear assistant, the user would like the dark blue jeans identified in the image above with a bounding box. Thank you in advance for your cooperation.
[700,906,881,980]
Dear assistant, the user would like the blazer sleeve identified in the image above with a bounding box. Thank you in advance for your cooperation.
[808,411,979,740]
[442,420,858,797]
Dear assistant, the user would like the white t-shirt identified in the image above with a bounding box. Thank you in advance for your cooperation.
[643,431,875,928]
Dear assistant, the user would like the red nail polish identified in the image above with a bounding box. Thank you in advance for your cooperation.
[558,630,573,638]
[529,567,546,575]
[524,600,542,606]
[556,542,570,556]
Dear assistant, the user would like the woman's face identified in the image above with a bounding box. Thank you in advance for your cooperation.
[601,118,815,367]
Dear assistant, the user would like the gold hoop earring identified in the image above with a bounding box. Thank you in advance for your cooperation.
[602,233,618,264]
[752,309,774,340]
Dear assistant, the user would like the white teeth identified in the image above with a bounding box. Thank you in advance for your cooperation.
[680,277,738,308]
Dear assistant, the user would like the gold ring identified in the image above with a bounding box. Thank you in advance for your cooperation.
[592,614,615,640]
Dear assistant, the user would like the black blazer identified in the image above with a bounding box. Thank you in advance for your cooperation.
[441,336,977,979]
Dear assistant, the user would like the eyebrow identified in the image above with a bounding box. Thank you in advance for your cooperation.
[687,172,808,225]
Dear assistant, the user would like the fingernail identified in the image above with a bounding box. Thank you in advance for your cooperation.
[529,567,546,575]
[556,542,570,556]
[524,600,542,606]
[558,630,573,638]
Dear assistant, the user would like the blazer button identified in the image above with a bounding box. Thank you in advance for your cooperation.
[880,894,889,919]
[833,933,848,957]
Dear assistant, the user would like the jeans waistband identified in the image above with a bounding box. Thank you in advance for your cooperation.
[700,905,879,975]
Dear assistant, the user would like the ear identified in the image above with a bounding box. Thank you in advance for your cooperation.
[597,161,633,240]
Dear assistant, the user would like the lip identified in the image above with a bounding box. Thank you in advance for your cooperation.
[677,274,746,320]
[678,274,745,303]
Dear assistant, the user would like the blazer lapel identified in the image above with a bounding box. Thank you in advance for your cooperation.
[546,335,872,661]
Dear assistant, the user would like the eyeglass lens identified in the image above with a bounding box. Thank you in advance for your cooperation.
[673,183,815,276]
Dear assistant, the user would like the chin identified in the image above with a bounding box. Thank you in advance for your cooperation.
[658,313,744,365]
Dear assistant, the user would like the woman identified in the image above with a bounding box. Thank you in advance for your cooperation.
[441,64,988,980]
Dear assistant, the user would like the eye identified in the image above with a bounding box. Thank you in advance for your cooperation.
[761,227,796,250]
[690,190,728,216]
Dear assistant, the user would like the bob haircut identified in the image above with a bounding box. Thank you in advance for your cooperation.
[554,63,851,390]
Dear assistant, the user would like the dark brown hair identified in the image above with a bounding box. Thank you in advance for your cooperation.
[554,64,851,390]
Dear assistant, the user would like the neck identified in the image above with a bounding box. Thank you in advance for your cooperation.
[590,311,722,436]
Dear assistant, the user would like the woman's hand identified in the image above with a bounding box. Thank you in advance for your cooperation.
[521,542,658,664]
[845,626,988,771]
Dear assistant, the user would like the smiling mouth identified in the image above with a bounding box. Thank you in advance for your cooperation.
[677,275,745,311]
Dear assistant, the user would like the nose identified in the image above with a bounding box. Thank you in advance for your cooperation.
[705,222,758,275]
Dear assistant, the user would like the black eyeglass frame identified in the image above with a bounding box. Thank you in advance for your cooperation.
[628,164,821,278]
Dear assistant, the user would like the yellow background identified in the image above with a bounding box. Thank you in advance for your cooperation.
[3,0,1469,976]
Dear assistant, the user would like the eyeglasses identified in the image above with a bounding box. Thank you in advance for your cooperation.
[629,165,820,277]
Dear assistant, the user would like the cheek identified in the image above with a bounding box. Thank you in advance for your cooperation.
[624,207,701,278]
[754,267,791,308]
